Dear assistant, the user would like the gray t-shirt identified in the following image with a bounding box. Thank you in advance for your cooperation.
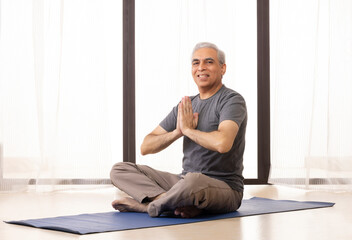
[160,85,247,192]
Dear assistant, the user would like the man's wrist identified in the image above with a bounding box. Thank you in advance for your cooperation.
[173,129,183,139]
[182,127,193,138]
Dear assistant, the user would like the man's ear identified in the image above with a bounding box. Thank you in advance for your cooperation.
[221,63,227,75]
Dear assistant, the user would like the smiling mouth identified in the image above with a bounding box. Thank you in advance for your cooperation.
[197,74,210,78]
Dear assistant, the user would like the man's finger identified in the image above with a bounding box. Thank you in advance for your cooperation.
[182,97,189,114]
[193,112,199,128]
[183,96,192,114]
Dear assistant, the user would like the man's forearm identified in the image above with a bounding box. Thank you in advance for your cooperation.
[140,129,182,155]
[182,128,232,154]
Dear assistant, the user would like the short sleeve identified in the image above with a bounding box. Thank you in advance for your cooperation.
[159,105,178,132]
[219,93,247,127]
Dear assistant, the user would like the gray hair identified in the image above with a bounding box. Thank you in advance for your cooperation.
[192,42,226,65]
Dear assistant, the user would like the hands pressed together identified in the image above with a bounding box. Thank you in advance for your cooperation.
[177,96,198,137]
[141,94,237,155]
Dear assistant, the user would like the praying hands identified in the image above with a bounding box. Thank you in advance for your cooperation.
[177,96,199,135]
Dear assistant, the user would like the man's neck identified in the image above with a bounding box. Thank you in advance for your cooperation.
[198,83,223,100]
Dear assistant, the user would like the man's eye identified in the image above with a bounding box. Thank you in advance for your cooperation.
[207,61,213,64]
[192,62,199,66]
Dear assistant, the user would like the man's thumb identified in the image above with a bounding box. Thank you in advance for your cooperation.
[193,112,199,127]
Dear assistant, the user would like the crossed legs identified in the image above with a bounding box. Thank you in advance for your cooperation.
[110,162,242,218]
[110,162,179,214]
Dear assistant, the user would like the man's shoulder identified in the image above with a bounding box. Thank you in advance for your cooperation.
[218,85,245,103]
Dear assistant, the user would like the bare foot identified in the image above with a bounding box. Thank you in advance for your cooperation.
[112,197,148,213]
[174,206,203,218]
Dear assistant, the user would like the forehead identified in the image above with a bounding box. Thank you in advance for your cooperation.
[192,48,218,61]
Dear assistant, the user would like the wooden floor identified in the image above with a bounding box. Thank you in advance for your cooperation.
[0,185,351,240]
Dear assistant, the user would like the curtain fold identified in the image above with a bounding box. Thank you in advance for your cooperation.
[0,0,122,192]
[269,0,352,191]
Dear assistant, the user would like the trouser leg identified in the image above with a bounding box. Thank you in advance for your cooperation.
[147,172,243,217]
[110,162,181,203]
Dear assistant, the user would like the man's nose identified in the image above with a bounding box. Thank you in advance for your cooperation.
[198,61,206,70]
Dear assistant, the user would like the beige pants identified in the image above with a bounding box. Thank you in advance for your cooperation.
[110,162,243,217]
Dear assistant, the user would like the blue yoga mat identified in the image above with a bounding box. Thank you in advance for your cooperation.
[5,197,334,235]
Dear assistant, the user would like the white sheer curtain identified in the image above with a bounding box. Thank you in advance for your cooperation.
[269,0,352,190]
[135,0,258,178]
[0,0,122,191]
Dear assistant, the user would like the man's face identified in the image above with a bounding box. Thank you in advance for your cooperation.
[191,47,226,91]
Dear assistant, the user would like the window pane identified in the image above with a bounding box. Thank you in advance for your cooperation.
[135,0,257,178]
[0,0,122,180]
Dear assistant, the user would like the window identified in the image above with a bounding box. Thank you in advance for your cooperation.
[135,0,258,179]
[0,0,122,187]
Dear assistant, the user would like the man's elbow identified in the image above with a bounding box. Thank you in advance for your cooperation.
[140,148,147,156]
[140,144,149,156]
[216,142,232,154]
[140,142,157,155]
